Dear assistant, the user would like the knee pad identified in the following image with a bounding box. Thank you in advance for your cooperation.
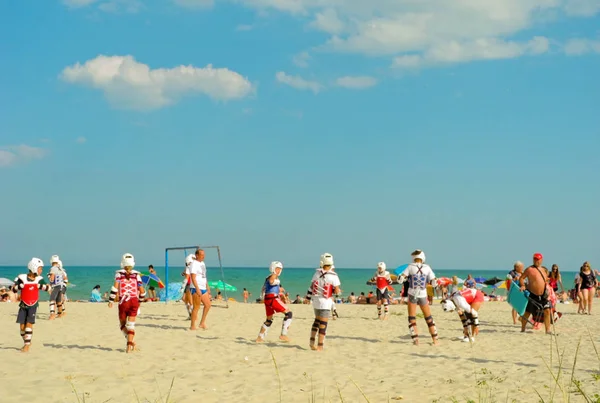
[311,319,320,331]
[459,312,470,328]
[125,321,135,335]
[318,321,328,335]
[408,315,417,323]
[284,311,292,320]
[264,319,273,327]
[468,311,479,327]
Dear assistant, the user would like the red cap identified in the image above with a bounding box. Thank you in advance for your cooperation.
[533,253,543,260]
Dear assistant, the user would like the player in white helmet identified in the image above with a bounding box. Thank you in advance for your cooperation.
[396,250,439,345]
[47,255,68,319]
[256,261,293,343]
[11,258,51,352]
[108,253,146,353]
[180,253,195,319]
[369,262,392,320]
[306,253,341,351]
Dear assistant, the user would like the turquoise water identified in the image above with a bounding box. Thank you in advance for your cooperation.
[0,266,581,302]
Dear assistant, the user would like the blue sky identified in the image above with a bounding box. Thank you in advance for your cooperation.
[1,0,599,270]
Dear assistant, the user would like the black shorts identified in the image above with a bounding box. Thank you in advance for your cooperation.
[376,289,389,301]
[17,305,38,324]
[526,292,550,316]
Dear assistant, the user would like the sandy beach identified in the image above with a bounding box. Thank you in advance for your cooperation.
[1,300,599,403]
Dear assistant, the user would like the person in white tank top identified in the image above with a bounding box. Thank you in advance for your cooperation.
[397,250,439,345]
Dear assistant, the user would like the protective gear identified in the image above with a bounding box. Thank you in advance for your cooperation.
[120,253,135,269]
[281,311,293,336]
[125,321,135,332]
[377,262,386,272]
[269,261,283,274]
[408,315,418,340]
[24,327,33,345]
[425,315,438,340]
[258,318,273,339]
[411,250,426,263]
[185,254,195,266]
[320,253,334,267]
[49,301,56,314]
[50,255,60,264]
[27,258,44,274]
[109,286,118,302]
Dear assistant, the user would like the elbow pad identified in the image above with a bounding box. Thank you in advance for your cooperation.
[109,286,118,302]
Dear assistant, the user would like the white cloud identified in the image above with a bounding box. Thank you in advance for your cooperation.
[226,0,599,69]
[309,8,344,34]
[173,0,214,9]
[0,145,48,168]
[564,37,600,55]
[392,36,549,69]
[275,71,322,93]
[335,76,377,89]
[564,0,600,16]
[292,51,311,68]
[61,55,254,110]
[76,137,87,144]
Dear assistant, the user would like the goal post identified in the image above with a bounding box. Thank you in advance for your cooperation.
[164,245,229,308]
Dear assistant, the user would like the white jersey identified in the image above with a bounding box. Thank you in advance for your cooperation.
[189,260,207,290]
[400,263,436,299]
[49,266,67,288]
[309,268,341,310]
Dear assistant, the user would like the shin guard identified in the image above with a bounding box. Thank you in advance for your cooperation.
[281,312,292,336]
[408,316,418,341]
[258,319,273,339]
[24,327,33,345]
[425,315,438,340]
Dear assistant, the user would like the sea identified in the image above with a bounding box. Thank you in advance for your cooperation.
[0,266,581,302]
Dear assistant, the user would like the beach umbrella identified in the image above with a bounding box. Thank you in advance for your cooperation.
[495,281,507,289]
[0,277,13,288]
[483,277,502,286]
[208,280,237,292]
[474,277,487,284]
[393,264,409,276]
[437,277,452,286]
[456,277,465,284]
[141,272,165,289]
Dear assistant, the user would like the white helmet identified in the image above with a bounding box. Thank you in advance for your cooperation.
[269,261,283,273]
[58,260,64,270]
[411,250,426,263]
[185,254,196,266]
[120,253,135,269]
[50,255,60,264]
[377,262,386,272]
[28,258,44,273]
[320,253,334,267]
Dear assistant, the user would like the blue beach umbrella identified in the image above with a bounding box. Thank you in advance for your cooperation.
[474,277,487,284]
[394,264,409,276]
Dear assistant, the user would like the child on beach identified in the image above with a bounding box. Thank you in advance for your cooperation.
[369,262,392,320]
[12,258,51,352]
[108,253,146,353]
[47,255,68,319]
[397,250,439,345]
[305,253,341,351]
[180,254,194,319]
[256,261,293,343]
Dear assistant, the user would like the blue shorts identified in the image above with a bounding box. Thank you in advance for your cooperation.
[191,288,207,296]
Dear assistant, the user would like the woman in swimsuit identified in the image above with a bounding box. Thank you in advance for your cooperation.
[578,262,597,315]
[548,264,564,294]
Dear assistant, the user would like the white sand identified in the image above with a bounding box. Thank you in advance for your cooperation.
[1,300,599,402]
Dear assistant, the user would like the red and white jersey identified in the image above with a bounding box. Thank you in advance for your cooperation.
[14,274,49,307]
[114,269,142,304]
[457,288,483,305]
[374,270,392,292]
[309,268,341,310]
